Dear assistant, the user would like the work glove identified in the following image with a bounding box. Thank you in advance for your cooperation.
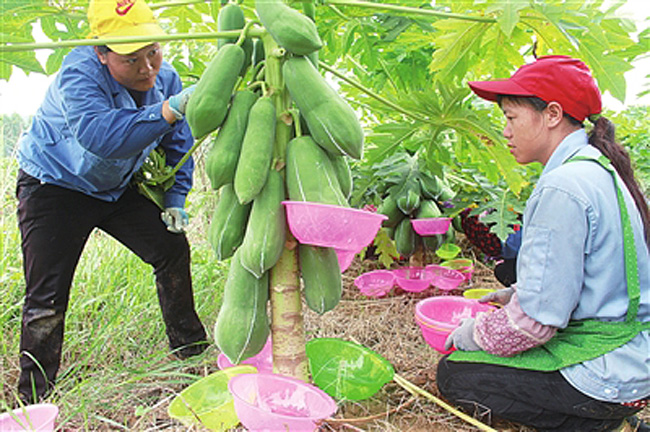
[168,85,196,120]
[479,287,514,306]
[161,207,189,233]
[444,318,481,352]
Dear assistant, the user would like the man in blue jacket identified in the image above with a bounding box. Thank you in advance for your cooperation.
[15,0,206,403]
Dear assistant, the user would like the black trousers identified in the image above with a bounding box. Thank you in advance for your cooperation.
[437,356,641,432]
[16,170,206,403]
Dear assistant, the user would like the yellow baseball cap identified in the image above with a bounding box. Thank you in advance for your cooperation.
[88,0,166,55]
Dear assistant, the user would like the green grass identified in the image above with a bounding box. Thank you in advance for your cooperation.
[0,156,230,430]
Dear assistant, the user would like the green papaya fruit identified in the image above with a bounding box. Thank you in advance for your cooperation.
[394,217,417,257]
[329,154,353,199]
[395,176,421,215]
[186,44,245,138]
[299,244,341,315]
[416,200,442,219]
[234,96,277,205]
[239,170,286,278]
[378,194,405,228]
[208,184,252,260]
[285,136,348,206]
[217,3,253,76]
[254,0,322,55]
[214,250,270,364]
[205,90,259,190]
[283,57,364,159]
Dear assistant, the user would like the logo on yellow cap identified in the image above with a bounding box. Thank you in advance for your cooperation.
[116,0,136,16]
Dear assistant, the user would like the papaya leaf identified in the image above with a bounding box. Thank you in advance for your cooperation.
[373,228,399,269]
[0,51,45,76]
[477,189,525,241]
[0,61,11,81]
[429,20,492,81]
[45,49,68,75]
[579,46,631,103]
[486,0,527,38]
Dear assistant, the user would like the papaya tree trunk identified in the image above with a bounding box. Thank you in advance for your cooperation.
[409,241,427,267]
[263,33,309,381]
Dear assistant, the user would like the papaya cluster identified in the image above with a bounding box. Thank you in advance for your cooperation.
[378,171,458,258]
[186,1,364,365]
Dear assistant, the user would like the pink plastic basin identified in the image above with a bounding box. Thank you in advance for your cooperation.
[218,337,273,373]
[0,404,58,431]
[393,267,433,293]
[415,297,494,354]
[228,372,337,432]
[334,249,356,273]
[411,218,451,236]
[440,259,474,282]
[283,201,387,251]
[354,270,395,297]
[426,264,465,291]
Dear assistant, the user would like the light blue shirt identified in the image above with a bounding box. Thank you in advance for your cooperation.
[17,46,194,208]
[517,129,649,402]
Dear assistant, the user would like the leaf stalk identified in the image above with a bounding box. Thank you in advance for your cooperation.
[318,61,428,123]
[324,0,496,23]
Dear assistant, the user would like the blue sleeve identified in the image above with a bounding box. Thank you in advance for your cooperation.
[502,229,522,259]
[160,73,194,208]
[517,185,588,327]
[59,65,173,159]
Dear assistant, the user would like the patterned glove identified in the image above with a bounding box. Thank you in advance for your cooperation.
[161,207,189,233]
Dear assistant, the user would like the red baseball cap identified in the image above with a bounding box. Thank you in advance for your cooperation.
[468,55,602,122]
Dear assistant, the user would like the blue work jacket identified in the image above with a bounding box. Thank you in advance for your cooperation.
[17,46,194,208]
[517,129,649,402]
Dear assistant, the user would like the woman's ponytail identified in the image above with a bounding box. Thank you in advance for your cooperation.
[589,116,650,248]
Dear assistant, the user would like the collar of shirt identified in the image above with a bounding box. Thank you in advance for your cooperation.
[541,129,589,176]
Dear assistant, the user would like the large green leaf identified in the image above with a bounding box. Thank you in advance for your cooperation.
[486,0,528,37]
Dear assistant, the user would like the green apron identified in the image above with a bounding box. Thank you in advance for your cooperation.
[450,155,650,371]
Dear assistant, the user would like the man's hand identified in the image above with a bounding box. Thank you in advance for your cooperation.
[479,287,514,305]
[444,318,482,351]
[168,85,196,120]
[161,207,189,233]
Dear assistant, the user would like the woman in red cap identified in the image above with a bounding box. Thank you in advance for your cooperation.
[437,56,649,432]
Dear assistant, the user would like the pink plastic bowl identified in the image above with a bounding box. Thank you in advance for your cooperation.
[415,297,494,354]
[334,249,356,273]
[393,267,433,293]
[411,218,452,236]
[354,270,395,297]
[283,201,387,251]
[228,372,337,432]
[218,337,273,373]
[426,264,465,291]
[0,403,58,431]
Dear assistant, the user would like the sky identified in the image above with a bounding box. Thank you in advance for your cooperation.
[0,2,648,117]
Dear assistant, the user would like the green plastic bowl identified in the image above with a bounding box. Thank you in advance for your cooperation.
[305,338,394,401]
[463,288,496,300]
[435,243,461,260]
[168,365,257,431]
